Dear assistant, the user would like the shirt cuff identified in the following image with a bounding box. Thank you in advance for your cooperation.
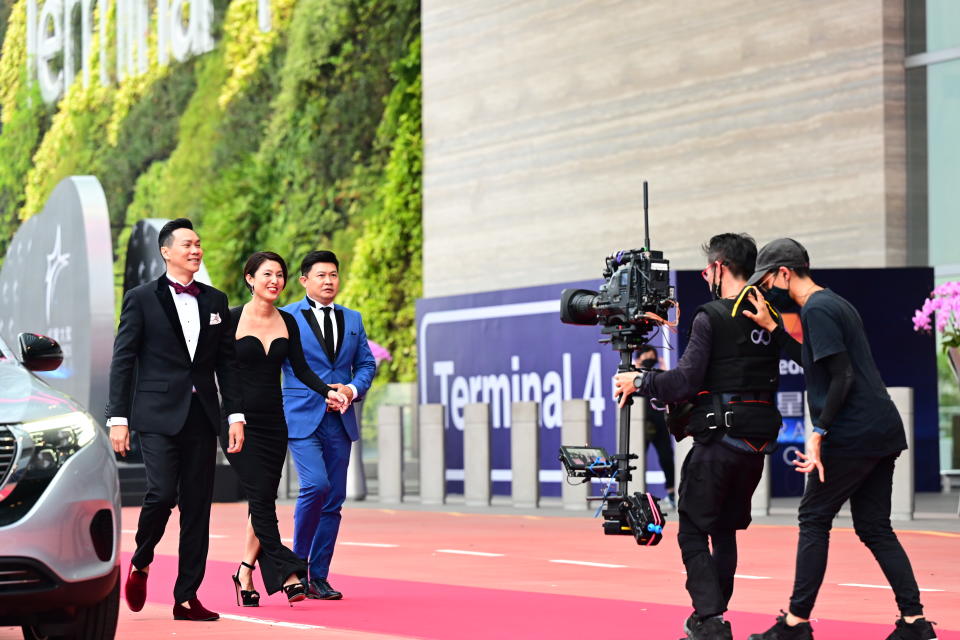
[107,417,127,427]
[227,413,246,425]
[812,427,827,436]
[346,384,359,401]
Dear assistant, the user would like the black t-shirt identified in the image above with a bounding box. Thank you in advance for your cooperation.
[801,289,907,457]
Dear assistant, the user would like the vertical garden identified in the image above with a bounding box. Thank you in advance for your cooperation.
[0,0,422,382]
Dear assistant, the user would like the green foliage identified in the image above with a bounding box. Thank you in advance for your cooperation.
[0,0,423,384]
[341,36,421,382]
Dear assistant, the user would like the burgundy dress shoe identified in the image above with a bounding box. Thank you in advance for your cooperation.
[173,598,220,621]
[124,565,148,612]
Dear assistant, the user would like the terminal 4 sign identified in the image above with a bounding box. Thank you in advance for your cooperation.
[24,0,275,104]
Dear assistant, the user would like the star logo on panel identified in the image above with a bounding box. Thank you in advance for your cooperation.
[45,226,71,324]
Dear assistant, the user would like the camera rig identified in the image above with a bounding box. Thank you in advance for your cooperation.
[557,182,676,546]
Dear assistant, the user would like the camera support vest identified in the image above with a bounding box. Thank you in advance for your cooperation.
[687,287,783,442]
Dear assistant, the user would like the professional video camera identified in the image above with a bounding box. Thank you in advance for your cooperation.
[557,182,676,545]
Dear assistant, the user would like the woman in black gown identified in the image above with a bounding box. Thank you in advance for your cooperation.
[221,251,347,605]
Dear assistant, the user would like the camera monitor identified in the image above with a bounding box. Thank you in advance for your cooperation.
[559,446,615,478]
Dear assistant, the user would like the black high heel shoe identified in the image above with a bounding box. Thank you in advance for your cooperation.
[231,561,260,607]
[282,578,308,605]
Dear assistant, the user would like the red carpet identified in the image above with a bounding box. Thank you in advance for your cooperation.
[129,551,937,640]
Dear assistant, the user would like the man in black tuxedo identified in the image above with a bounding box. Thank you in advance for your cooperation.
[106,218,245,621]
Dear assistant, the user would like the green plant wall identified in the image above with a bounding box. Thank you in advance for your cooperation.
[0,0,422,383]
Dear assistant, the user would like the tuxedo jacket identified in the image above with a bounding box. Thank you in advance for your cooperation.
[105,277,241,434]
[280,298,377,441]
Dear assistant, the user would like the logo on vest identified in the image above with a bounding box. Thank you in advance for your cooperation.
[750,328,771,346]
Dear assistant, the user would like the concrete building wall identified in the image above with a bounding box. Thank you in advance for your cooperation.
[422,0,908,297]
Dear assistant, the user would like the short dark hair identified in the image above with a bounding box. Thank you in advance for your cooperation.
[635,345,657,358]
[243,251,288,293]
[300,250,339,276]
[158,218,194,252]
[701,233,757,280]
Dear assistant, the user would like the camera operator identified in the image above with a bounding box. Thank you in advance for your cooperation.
[613,233,783,640]
[633,345,676,509]
[740,239,936,640]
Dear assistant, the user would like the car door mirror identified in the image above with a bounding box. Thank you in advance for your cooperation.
[18,332,64,371]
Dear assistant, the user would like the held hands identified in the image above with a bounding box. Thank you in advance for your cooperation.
[742,288,777,332]
[110,425,131,457]
[326,383,354,414]
[793,432,825,482]
[613,372,638,408]
[227,421,245,453]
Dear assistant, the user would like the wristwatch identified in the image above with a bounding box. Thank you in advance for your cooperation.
[633,371,645,391]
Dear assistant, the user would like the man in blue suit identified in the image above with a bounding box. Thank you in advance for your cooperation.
[281,250,376,600]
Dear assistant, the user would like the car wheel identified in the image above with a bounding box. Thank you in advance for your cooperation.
[20,573,120,640]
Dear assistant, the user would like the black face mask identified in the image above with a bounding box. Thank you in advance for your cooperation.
[764,285,792,310]
[639,357,657,370]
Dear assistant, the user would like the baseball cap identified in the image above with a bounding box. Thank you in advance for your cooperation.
[746,238,810,287]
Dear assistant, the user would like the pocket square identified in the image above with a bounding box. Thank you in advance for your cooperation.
[209,312,222,325]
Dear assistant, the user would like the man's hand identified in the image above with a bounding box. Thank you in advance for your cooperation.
[742,288,778,332]
[613,372,638,408]
[227,421,245,453]
[110,425,131,457]
[326,389,349,413]
[793,432,825,482]
[327,383,354,413]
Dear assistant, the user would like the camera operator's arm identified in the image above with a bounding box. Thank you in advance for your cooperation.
[614,312,712,406]
[743,288,802,363]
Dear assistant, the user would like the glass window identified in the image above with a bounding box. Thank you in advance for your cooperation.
[927,59,960,268]
[926,0,960,52]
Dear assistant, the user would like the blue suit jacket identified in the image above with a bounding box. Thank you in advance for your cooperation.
[280,298,377,441]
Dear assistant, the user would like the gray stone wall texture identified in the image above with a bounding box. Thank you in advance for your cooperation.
[423,0,907,297]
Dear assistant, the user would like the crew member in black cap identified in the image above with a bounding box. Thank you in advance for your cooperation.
[614,233,784,640]
[742,238,936,640]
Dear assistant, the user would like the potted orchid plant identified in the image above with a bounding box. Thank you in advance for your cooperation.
[913,281,960,383]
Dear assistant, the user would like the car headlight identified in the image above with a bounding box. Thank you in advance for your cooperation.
[21,411,97,479]
[0,412,99,526]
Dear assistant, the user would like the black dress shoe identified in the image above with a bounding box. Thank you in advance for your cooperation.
[306,578,342,600]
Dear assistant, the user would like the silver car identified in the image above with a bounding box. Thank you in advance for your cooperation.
[0,332,120,639]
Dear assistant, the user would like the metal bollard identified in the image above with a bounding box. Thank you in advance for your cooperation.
[377,405,404,504]
[674,435,693,501]
[889,387,914,521]
[419,404,447,505]
[345,401,367,500]
[561,400,591,510]
[511,402,540,508]
[628,399,647,493]
[464,403,491,506]
[751,455,771,517]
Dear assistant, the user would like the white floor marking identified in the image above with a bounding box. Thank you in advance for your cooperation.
[550,559,627,568]
[839,583,944,592]
[436,549,504,557]
[734,574,771,580]
[221,613,326,630]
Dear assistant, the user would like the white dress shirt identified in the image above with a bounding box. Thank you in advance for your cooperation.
[306,296,357,400]
[109,274,244,427]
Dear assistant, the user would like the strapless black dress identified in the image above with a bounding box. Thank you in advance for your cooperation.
[220,307,332,594]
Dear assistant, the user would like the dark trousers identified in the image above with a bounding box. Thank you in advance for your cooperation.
[221,416,306,594]
[132,396,217,603]
[677,441,764,618]
[789,452,923,619]
[288,414,352,580]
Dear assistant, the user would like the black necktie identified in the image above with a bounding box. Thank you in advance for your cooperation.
[321,307,335,358]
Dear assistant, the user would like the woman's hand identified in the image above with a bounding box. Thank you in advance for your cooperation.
[326,390,349,413]
[742,287,778,332]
